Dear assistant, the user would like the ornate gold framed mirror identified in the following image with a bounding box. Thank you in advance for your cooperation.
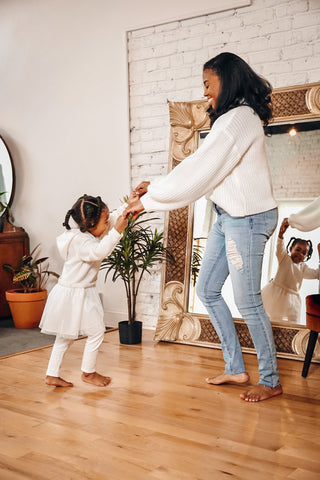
[154,81,320,363]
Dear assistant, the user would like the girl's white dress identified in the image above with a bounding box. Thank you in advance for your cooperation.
[40,205,125,339]
[261,237,319,323]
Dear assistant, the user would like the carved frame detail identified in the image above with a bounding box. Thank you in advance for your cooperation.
[154,82,320,363]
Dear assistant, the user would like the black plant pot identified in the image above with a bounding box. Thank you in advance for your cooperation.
[118,320,142,345]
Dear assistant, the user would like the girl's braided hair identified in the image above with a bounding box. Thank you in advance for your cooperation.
[286,237,313,262]
[63,194,107,233]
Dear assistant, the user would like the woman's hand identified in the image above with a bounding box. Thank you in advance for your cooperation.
[128,190,140,204]
[134,181,150,197]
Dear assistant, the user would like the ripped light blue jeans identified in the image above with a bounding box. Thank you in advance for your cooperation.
[196,205,280,388]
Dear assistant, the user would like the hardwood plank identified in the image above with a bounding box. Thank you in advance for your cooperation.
[0,329,319,480]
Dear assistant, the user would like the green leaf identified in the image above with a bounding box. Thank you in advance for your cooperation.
[2,264,14,273]
[13,271,33,282]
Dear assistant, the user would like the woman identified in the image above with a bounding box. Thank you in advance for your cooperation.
[126,52,282,402]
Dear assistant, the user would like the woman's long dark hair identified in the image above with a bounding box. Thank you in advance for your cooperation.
[203,52,273,127]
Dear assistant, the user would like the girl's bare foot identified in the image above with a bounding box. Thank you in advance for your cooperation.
[45,376,73,387]
[240,384,283,402]
[206,372,250,385]
[81,372,111,387]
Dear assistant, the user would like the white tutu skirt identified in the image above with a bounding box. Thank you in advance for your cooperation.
[262,281,301,323]
[39,284,104,339]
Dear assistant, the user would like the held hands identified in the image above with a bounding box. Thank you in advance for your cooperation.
[126,180,149,219]
[278,218,289,239]
[125,199,144,220]
[111,179,151,233]
[127,180,149,204]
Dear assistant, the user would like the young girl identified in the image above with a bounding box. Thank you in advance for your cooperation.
[40,194,128,387]
[262,218,320,323]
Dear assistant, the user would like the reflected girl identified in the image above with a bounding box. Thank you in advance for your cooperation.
[262,218,320,323]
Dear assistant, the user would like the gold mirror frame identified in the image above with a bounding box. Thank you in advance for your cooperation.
[154,81,320,363]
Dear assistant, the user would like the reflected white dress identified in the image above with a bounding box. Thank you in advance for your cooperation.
[261,237,319,323]
[40,205,125,339]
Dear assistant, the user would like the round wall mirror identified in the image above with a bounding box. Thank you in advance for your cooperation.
[0,136,14,216]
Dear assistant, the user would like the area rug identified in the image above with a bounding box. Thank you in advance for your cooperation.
[0,317,116,358]
[0,317,56,357]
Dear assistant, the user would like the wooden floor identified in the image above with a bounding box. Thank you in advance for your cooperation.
[0,329,320,480]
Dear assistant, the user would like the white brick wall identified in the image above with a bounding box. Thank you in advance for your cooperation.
[127,0,320,329]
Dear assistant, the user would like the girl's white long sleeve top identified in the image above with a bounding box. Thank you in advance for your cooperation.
[55,204,126,288]
[141,105,277,217]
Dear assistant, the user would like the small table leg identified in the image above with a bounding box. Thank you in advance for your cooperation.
[302,330,319,378]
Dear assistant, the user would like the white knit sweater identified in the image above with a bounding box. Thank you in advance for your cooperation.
[141,106,277,217]
[288,196,320,232]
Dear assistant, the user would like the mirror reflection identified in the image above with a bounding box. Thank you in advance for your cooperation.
[0,137,13,216]
[189,123,320,325]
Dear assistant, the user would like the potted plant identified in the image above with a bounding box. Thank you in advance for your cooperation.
[100,211,174,344]
[2,244,59,328]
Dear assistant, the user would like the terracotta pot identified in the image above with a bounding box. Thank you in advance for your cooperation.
[5,289,47,329]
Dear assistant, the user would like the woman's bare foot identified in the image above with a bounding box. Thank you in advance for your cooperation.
[45,376,73,387]
[81,372,111,387]
[206,372,250,385]
[240,384,283,402]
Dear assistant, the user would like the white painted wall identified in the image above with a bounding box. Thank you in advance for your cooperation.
[0,0,245,327]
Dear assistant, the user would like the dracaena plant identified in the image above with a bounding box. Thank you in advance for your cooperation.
[100,211,174,325]
[2,244,59,293]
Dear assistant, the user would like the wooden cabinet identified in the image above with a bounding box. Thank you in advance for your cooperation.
[0,216,29,318]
